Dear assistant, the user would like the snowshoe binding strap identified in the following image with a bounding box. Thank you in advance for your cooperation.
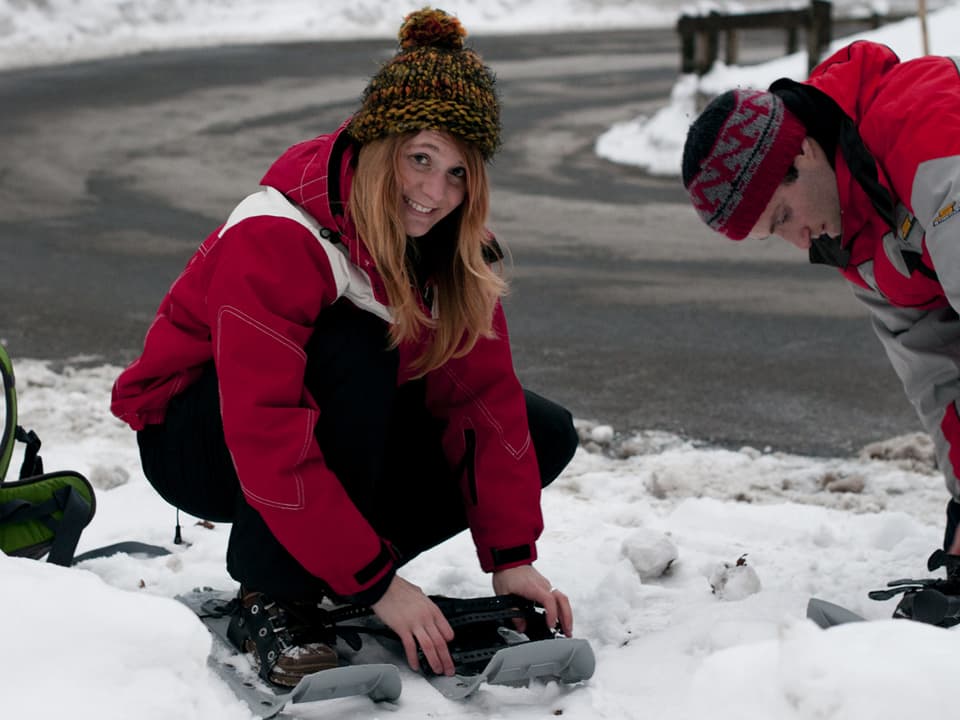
[927,548,960,577]
[223,592,341,684]
[416,594,554,676]
[324,593,562,677]
[227,593,293,682]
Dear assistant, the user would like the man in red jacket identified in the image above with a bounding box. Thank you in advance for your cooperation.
[113,8,577,686]
[682,41,960,552]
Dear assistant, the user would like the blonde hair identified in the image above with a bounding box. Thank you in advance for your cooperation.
[348,132,507,376]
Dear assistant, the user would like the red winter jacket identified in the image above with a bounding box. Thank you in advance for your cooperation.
[111,123,543,599]
[803,42,960,495]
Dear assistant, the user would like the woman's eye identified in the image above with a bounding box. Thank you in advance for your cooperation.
[450,167,466,179]
[412,153,430,166]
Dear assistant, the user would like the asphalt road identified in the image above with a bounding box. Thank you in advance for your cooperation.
[0,28,921,457]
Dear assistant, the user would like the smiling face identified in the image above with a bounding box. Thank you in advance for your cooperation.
[749,137,843,249]
[396,129,467,238]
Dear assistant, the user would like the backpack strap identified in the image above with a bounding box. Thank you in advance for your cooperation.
[0,345,171,565]
[40,482,92,566]
[0,343,171,566]
[0,473,95,565]
[0,343,47,481]
[0,472,170,566]
[14,426,43,479]
[0,344,18,482]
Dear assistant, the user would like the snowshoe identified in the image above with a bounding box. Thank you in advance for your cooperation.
[409,594,596,699]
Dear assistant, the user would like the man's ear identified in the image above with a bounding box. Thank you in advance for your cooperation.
[798,136,821,164]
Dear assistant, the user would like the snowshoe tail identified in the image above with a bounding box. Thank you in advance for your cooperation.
[205,655,400,718]
[806,598,866,628]
[428,636,596,700]
[286,663,400,705]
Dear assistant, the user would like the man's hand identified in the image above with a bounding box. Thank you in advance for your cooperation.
[492,564,574,637]
[371,575,455,675]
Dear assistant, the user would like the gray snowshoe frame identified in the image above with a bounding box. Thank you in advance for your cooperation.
[205,588,585,680]
[179,586,595,715]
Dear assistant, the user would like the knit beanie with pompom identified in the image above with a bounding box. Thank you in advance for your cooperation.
[347,7,501,160]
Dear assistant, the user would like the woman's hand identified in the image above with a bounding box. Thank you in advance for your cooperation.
[492,564,573,637]
[371,575,456,675]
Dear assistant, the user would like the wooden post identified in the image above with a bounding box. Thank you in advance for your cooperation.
[807,0,832,75]
[704,12,720,74]
[786,26,798,55]
[725,28,739,66]
[918,0,930,55]
[678,19,696,73]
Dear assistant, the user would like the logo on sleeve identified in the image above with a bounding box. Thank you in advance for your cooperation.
[933,201,959,227]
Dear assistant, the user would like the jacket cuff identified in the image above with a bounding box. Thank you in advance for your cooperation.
[345,564,396,607]
[481,542,538,572]
[342,539,397,606]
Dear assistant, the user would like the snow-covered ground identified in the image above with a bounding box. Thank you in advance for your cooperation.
[3,1,960,719]
[4,355,955,719]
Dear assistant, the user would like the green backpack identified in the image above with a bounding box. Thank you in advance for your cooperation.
[0,344,166,565]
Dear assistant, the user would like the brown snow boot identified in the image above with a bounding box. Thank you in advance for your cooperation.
[227,588,338,687]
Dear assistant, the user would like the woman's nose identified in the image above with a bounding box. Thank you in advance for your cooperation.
[420,171,445,202]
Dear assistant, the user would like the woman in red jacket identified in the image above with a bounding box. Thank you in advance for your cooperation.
[112,8,577,686]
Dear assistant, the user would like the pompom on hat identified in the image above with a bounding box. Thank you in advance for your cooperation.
[347,7,501,160]
[682,89,806,240]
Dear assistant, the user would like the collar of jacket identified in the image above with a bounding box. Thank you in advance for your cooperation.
[324,130,382,282]
[808,233,850,268]
[324,124,357,226]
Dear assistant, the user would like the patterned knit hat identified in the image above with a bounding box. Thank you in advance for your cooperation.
[682,89,806,240]
[347,7,501,160]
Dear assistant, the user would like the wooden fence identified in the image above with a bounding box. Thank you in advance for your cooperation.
[676,1,914,77]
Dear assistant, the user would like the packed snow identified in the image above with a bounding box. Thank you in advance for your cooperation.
[3,1,960,719]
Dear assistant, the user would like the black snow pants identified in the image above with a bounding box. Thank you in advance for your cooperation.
[137,300,578,605]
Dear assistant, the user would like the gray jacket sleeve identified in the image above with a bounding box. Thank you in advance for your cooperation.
[851,285,960,499]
